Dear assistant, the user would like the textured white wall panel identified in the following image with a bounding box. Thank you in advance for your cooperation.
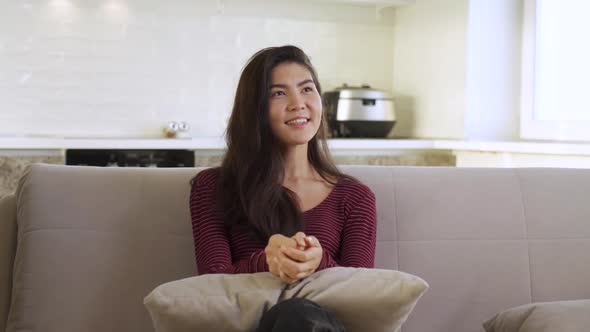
[0,0,395,138]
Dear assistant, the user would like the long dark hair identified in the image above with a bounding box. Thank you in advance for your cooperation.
[218,45,355,240]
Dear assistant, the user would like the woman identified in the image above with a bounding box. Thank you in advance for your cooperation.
[189,45,377,331]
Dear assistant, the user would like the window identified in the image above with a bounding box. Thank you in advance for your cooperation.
[521,0,590,141]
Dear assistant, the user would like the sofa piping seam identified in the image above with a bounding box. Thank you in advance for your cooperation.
[392,170,400,272]
[514,168,534,304]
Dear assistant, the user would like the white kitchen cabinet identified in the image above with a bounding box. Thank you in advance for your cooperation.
[217,0,416,12]
[305,0,414,7]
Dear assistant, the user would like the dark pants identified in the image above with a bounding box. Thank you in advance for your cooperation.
[257,298,346,332]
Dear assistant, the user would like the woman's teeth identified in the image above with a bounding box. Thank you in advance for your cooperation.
[286,118,308,125]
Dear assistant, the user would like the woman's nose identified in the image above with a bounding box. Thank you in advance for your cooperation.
[288,95,305,111]
[289,104,305,111]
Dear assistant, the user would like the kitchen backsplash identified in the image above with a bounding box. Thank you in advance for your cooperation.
[0,151,455,198]
[0,0,395,139]
[0,154,65,199]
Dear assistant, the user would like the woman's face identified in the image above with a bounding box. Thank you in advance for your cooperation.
[268,62,322,147]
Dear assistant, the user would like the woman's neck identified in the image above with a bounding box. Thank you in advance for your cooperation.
[282,143,315,183]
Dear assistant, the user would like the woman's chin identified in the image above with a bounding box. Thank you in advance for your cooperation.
[275,127,319,147]
[287,140,310,147]
[281,136,313,147]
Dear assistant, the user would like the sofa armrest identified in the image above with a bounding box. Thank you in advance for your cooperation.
[0,194,17,332]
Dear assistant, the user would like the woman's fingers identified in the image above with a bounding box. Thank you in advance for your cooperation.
[291,259,314,279]
[269,234,298,249]
[292,232,307,248]
[304,235,320,248]
[278,250,312,277]
[278,252,300,277]
[272,257,296,283]
[281,246,309,262]
[278,260,300,284]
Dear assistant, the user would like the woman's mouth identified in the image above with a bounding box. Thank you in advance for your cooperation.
[285,118,310,128]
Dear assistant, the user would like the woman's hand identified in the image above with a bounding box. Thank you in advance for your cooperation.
[278,234,323,283]
[265,234,299,283]
[291,231,308,250]
[266,232,323,284]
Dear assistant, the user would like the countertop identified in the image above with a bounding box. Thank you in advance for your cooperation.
[2,137,590,155]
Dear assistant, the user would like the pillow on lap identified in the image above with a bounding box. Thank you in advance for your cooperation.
[144,267,428,332]
[483,299,590,332]
[144,272,283,332]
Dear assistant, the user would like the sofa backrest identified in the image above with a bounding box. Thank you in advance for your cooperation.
[0,194,17,332]
[346,166,590,332]
[7,164,198,332]
[5,164,590,332]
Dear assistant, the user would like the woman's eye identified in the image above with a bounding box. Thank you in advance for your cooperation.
[303,87,314,92]
[271,91,285,96]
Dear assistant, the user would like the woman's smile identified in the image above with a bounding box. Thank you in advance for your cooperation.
[285,117,310,128]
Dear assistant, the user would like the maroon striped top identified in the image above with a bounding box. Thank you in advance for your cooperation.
[189,168,377,274]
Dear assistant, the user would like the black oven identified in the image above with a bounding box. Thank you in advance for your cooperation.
[66,149,195,167]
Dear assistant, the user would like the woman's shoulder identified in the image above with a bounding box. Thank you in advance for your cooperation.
[192,167,222,189]
[337,176,375,202]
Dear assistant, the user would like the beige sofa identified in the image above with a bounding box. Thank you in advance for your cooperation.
[1,163,590,332]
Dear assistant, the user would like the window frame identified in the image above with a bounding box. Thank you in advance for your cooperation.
[520,0,590,141]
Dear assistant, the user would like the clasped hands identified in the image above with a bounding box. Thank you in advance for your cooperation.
[264,232,323,284]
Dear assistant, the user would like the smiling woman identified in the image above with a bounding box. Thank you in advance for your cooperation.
[268,66,322,146]
[189,45,377,331]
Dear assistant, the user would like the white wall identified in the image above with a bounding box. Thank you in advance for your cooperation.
[464,0,522,141]
[391,0,469,139]
[391,0,523,141]
[0,0,395,139]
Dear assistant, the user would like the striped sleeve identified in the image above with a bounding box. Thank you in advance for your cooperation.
[337,183,377,268]
[189,169,269,274]
[316,249,340,270]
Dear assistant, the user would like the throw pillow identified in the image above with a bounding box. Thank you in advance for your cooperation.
[483,299,590,332]
[144,267,428,332]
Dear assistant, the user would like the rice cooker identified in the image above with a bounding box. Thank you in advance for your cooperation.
[323,84,396,138]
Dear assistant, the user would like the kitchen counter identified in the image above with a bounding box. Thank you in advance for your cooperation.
[0,137,436,151]
[0,137,224,150]
[2,137,590,156]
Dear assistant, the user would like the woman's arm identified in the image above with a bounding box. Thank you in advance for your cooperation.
[319,184,377,269]
[190,170,268,274]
